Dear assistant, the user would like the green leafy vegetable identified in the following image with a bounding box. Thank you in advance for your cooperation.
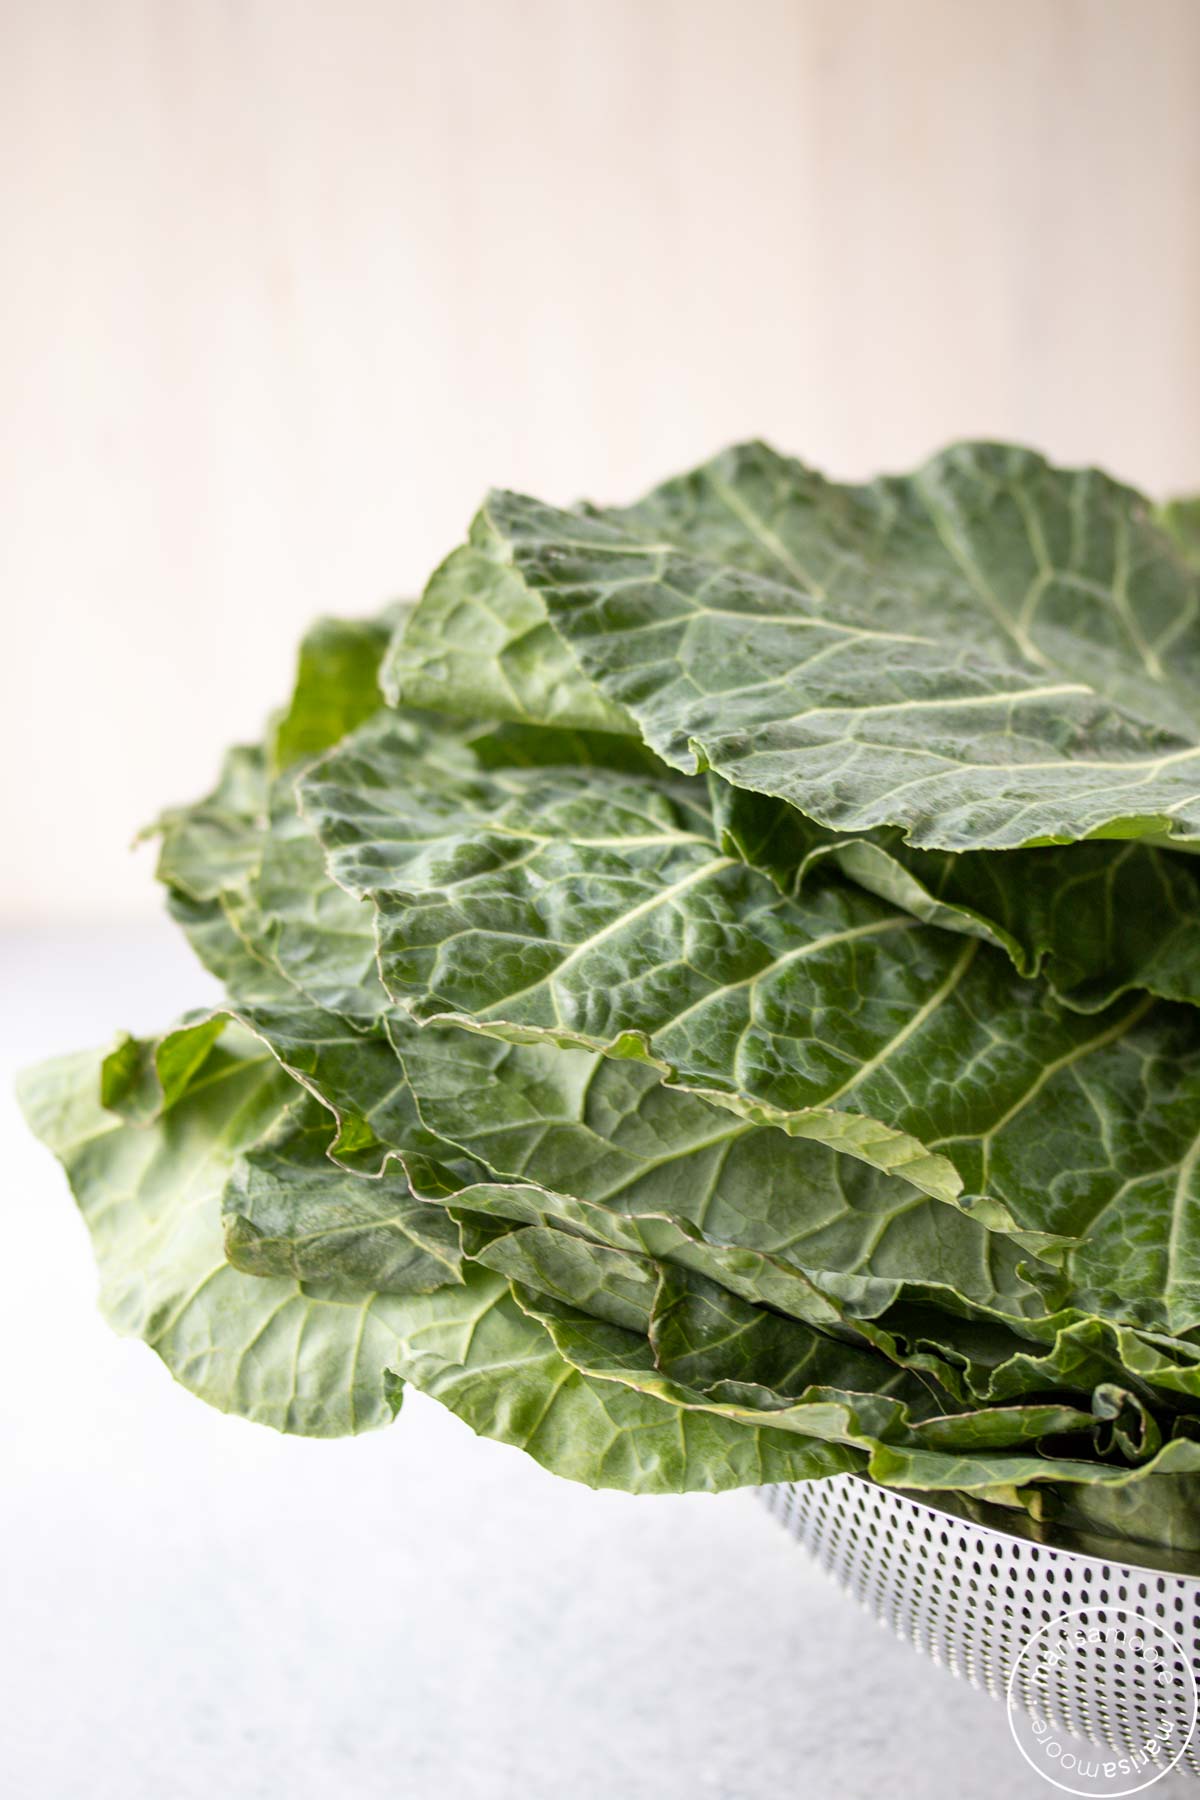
[21,440,1200,1552]
[298,716,1200,1338]
[475,445,1200,850]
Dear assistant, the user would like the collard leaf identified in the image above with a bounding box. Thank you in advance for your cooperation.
[301,718,1200,1337]
[138,710,467,1173]
[154,749,389,1028]
[1047,1451,1200,1553]
[716,783,1200,1014]
[300,717,982,1206]
[811,831,1200,1014]
[1159,495,1200,569]
[464,1219,659,1334]
[102,1004,476,1185]
[30,436,1200,1540]
[222,1093,465,1293]
[472,442,1200,850]
[646,1259,941,1405]
[250,780,388,1022]
[269,607,403,776]
[513,1282,1097,1465]
[26,1029,861,1491]
[381,524,633,734]
[101,1014,229,1123]
[377,1263,864,1492]
[16,1034,412,1436]
[394,1022,1052,1324]
[149,606,399,1012]
[150,744,268,904]
[392,493,1200,1011]
[870,1435,1200,1506]
[879,1305,1200,1418]
[405,1172,981,1399]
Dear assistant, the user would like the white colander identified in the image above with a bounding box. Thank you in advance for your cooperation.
[760,1474,1200,1780]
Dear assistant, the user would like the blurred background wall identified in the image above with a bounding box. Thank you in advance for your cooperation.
[4,0,1200,920]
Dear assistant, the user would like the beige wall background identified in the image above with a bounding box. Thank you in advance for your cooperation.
[4,0,1200,920]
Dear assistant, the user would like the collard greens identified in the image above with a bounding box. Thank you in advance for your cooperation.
[22,440,1200,1551]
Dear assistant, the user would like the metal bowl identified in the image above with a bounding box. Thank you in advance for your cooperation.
[760,1474,1200,1779]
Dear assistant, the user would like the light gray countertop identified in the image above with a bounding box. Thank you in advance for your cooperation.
[2,924,1191,1799]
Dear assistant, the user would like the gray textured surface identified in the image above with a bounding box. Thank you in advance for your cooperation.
[3,923,1193,1799]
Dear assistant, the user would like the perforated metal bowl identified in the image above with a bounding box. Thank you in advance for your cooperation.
[760,1474,1200,1778]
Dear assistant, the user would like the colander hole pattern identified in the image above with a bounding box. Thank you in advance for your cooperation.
[759,1474,1200,1779]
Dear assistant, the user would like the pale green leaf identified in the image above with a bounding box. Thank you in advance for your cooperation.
[16,1034,412,1435]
